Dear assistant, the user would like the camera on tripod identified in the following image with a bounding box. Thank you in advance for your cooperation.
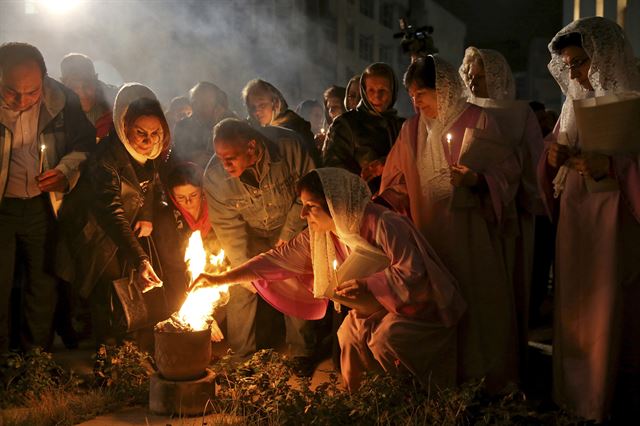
[394,17,438,60]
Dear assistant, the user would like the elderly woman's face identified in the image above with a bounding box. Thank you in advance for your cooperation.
[364,75,393,113]
[300,190,335,233]
[465,58,489,98]
[172,183,203,219]
[560,45,593,91]
[126,115,164,156]
[408,82,437,119]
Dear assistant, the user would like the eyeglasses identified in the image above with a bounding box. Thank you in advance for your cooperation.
[562,56,590,72]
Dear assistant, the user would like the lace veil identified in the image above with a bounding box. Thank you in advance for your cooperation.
[416,55,468,203]
[459,47,516,101]
[548,17,640,196]
[309,168,384,298]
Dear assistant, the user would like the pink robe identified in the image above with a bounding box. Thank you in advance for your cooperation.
[474,100,545,376]
[379,105,521,390]
[244,203,466,391]
[538,128,640,421]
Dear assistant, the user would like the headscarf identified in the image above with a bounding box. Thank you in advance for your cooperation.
[113,83,169,164]
[416,54,468,203]
[459,47,516,101]
[309,168,384,298]
[344,74,361,111]
[357,63,399,118]
[547,17,640,197]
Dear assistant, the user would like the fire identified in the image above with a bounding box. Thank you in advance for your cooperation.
[177,231,229,331]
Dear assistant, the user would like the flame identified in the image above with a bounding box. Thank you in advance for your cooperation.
[332,259,338,271]
[177,231,229,330]
[446,133,452,144]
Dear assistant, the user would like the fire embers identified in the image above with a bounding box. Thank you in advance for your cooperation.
[155,231,230,335]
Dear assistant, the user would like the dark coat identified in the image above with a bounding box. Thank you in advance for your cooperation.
[322,62,404,177]
[271,109,321,166]
[57,134,157,298]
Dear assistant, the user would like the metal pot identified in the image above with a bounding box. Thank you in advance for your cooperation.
[154,328,211,381]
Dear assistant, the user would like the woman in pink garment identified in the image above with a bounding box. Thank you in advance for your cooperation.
[192,168,466,391]
[539,17,640,422]
[378,55,521,392]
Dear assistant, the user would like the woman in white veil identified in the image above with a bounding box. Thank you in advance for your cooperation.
[379,55,521,392]
[459,47,545,382]
[538,16,640,422]
[192,168,466,391]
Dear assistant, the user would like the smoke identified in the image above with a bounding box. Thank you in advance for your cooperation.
[0,0,336,113]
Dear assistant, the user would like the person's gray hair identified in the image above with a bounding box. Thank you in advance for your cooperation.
[189,81,228,109]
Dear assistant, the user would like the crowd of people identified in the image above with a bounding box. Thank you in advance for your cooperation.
[0,15,638,423]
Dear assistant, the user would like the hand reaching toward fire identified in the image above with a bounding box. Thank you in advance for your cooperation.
[189,272,228,291]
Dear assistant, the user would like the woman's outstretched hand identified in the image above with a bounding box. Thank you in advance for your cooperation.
[189,272,226,292]
[334,279,384,317]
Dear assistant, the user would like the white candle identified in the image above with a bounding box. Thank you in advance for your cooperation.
[332,259,341,312]
[446,133,452,162]
[39,144,46,174]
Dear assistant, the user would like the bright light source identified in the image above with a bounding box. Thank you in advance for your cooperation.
[38,0,81,15]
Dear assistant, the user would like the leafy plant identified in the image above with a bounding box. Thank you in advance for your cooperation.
[0,348,73,408]
[92,341,154,405]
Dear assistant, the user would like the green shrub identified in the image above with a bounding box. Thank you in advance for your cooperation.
[92,341,154,405]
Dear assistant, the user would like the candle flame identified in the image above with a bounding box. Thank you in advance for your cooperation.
[332,259,338,271]
[40,144,46,152]
[177,231,229,330]
[446,133,452,143]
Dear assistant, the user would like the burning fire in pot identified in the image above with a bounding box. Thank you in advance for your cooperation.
[154,231,230,382]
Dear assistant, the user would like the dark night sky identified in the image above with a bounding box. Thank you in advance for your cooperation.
[433,0,563,71]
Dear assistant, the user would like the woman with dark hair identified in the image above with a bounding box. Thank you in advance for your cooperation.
[191,168,465,391]
[539,17,640,422]
[295,99,324,135]
[153,162,221,312]
[379,55,521,392]
[344,75,361,111]
[58,83,168,346]
[323,64,404,192]
[323,85,346,125]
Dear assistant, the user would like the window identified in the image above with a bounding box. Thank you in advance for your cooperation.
[346,24,355,51]
[360,0,375,18]
[379,44,393,64]
[359,34,374,62]
[380,3,394,28]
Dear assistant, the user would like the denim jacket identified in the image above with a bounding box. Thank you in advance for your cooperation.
[204,131,315,266]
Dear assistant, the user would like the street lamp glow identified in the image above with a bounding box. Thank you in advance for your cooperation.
[38,0,81,15]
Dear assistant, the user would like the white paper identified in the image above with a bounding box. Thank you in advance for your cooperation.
[574,94,640,154]
[335,246,390,285]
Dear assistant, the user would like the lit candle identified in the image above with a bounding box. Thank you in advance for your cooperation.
[446,133,452,162]
[39,144,46,174]
[332,259,341,312]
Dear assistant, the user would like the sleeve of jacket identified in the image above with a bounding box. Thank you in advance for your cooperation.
[137,171,157,223]
[203,169,250,267]
[91,163,149,266]
[278,139,315,243]
[322,116,359,173]
[56,89,97,193]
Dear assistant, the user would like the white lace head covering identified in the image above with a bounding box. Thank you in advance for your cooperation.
[547,17,640,196]
[113,83,168,164]
[416,55,468,203]
[308,168,382,298]
[459,47,516,101]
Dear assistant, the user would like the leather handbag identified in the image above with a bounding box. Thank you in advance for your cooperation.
[112,237,169,333]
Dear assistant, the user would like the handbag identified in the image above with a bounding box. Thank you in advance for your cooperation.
[112,237,169,333]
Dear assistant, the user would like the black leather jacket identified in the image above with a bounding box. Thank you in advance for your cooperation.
[58,133,157,297]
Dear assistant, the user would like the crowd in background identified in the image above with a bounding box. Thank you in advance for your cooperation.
[0,15,638,423]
